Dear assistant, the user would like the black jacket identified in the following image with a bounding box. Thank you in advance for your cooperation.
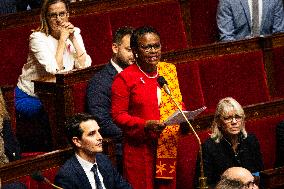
[195,133,263,188]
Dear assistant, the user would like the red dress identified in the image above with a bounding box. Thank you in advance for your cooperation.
[111,64,161,189]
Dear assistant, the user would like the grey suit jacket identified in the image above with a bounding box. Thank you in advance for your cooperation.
[217,0,284,41]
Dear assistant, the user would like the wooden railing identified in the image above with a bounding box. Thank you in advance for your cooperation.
[260,166,284,189]
[0,147,73,185]
[33,65,104,149]
[191,98,284,130]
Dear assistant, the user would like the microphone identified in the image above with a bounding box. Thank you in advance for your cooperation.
[157,76,171,95]
[31,171,63,189]
[157,76,208,189]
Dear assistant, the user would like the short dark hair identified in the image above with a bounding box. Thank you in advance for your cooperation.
[65,113,98,146]
[130,26,160,51]
[113,26,134,44]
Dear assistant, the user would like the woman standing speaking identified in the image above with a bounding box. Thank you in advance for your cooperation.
[112,26,185,189]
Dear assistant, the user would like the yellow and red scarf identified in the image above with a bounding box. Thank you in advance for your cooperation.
[156,62,183,179]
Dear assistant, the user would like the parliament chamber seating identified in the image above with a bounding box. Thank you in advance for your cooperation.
[175,50,270,113]
[0,0,189,86]
[1,0,284,188]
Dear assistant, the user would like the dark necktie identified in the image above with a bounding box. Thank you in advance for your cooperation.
[252,0,260,36]
[91,164,104,189]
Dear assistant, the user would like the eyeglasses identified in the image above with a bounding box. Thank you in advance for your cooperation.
[47,11,67,20]
[139,43,161,53]
[221,115,243,123]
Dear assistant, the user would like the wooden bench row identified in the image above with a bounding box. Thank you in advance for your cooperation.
[162,34,284,112]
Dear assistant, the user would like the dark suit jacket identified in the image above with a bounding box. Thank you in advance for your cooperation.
[86,62,122,138]
[54,153,132,189]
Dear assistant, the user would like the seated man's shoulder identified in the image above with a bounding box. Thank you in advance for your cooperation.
[89,63,113,84]
[54,155,81,188]
[57,155,78,174]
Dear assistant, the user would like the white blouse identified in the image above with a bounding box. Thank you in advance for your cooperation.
[17,27,92,97]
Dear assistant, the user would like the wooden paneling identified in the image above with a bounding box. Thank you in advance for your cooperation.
[33,66,104,149]
[261,166,284,189]
[0,147,73,185]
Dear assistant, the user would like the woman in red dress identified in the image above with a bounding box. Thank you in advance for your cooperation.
[111,26,184,189]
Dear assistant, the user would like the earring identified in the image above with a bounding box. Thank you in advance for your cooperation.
[135,54,138,58]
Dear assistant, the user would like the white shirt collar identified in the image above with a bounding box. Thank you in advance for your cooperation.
[75,153,94,172]
[110,59,123,73]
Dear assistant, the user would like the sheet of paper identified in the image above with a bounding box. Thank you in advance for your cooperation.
[163,106,207,125]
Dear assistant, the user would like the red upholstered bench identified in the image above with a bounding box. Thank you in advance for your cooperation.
[176,129,210,189]
[188,0,219,46]
[246,114,284,169]
[109,0,188,52]
[70,13,113,66]
[0,25,35,86]
[271,46,284,98]
[176,50,270,114]
[176,62,205,111]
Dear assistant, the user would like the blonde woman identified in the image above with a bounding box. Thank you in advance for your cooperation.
[195,97,263,188]
[15,0,91,118]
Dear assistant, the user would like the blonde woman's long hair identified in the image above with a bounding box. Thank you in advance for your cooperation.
[210,97,247,143]
[36,0,70,35]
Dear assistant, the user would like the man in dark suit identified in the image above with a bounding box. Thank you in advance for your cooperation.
[54,113,132,189]
[86,26,134,173]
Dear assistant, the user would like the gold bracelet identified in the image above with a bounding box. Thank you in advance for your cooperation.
[78,52,85,58]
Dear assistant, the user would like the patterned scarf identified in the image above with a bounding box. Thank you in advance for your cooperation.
[156,62,183,179]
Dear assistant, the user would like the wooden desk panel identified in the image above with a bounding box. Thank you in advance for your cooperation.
[33,66,103,149]
[0,147,73,185]
[261,166,284,189]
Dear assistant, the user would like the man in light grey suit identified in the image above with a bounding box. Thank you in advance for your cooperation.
[217,0,284,41]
